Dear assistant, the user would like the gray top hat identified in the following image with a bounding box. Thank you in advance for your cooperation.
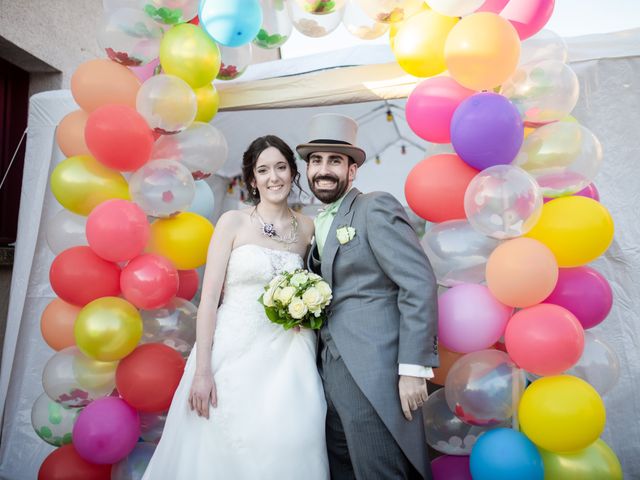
[296,113,366,167]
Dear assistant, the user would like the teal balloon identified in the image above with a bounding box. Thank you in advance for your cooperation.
[199,0,263,47]
[188,180,215,220]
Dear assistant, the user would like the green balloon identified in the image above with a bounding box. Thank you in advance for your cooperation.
[539,439,623,480]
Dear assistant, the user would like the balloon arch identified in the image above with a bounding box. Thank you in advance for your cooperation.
[38,1,622,479]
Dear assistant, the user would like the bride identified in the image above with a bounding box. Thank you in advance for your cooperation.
[142,136,329,479]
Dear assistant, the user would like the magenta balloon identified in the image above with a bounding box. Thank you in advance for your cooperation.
[477,0,510,13]
[72,397,140,464]
[543,183,600,204]
[544,266,613,329]
[406,77,475,144]
[451,93,524,171]
[432,455,472,480]
[501,0,555,40]
[438,284,513,353]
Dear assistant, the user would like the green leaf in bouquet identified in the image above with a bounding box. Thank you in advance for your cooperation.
[264,306,282,324]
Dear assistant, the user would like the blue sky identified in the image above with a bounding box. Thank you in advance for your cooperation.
[282,0,640,58]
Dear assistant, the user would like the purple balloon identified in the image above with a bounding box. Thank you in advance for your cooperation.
[72,397,140,464]
[544,266,613,329]
[438,284,513,353]
[432,455,472,480]
[451,92,524,170]
[544,183,600,204]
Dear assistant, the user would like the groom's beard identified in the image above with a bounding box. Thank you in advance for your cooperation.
[309,173,349,204]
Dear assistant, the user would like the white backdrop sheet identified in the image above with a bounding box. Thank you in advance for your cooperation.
[1,31,640,479]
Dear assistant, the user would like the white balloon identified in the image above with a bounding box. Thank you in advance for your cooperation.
[136,74,197,134]
[342,0,389,40]
[46,210,88,254]
[288,0,345,37]
[254,0,294,49]
[427,0,484,17]
[421,220,500,287]
[217,44,253,81]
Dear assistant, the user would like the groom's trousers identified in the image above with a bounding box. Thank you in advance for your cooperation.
[320,336,422,480]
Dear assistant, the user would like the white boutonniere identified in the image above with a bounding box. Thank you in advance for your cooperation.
[336,226,356,245]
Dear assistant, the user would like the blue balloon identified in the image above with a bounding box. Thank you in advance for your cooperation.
[199,0,263,47]
[188,180,215,220]
[470,428,544,480]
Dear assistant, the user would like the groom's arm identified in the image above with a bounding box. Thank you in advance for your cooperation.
[365,193,439,369]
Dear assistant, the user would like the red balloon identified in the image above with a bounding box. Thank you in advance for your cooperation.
[38,444,111,480]
[85,104,154,171]
[505,303,584,376]
[121,254,179,309]
[87,199,150,262]
[50,246,121,306]
[177,269,199,301]
[404,153,479,222]
[116,343,186,412]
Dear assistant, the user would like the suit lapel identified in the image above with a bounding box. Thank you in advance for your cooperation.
[321,188,361,287]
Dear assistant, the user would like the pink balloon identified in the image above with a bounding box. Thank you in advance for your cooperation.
[129,57,160,83]
[406,77,475,144]
[438,284,513,353]
[121,254,179,309]
[505,303,584,376]
[477,0,510,13]
[86,199,150,262]
[177,269,199,301]
[544,266,613,329]
[544,183,600,204]
[72,397,140,464]
[500,0,555,40]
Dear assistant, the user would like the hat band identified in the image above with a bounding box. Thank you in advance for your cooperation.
[308,139,354,146]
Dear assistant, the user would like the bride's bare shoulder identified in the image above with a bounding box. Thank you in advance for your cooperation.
[216,209,252,230]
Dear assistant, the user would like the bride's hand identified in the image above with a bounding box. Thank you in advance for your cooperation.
[189,373,217,419]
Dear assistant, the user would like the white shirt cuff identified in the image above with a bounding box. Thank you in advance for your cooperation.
[398,364,434,379]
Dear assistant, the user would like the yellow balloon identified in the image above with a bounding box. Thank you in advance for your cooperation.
[388,3,430,49]
[148,212,214,269]
[194,84,220,123]
[526,196,614,267]
[539,439,623,480]
[445,12,520,90]
[50,155,130,216]
[160,23,221,88]
[392,10,458,77]
[519,375,606,453]
[75,297,142,362]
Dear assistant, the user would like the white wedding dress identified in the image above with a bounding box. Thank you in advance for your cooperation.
[142,244,329,479]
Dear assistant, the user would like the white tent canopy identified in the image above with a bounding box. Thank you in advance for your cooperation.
[1,29,640,479]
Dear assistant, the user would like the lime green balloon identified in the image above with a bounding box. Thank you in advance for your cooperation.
[539,439,623,480]
[160,24,221,88]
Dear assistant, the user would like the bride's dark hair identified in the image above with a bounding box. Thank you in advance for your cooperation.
[242,135,301,204]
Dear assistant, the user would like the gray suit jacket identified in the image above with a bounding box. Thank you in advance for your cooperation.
[308,188,439,478]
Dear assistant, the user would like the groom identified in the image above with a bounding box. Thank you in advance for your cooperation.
[299,114,439,479]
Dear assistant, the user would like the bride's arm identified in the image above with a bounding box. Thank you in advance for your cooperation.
[190,211,238,418]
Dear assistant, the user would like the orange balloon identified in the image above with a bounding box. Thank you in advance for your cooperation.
[404,153,479,223]
[70,59,141,113]
[40,298,81,351]
[430,344,463,386]
[444,12,520,90]
[56,110,90,157]
[486,237,558,308]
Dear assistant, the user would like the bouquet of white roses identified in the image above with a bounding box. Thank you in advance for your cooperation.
[259,269,332,330]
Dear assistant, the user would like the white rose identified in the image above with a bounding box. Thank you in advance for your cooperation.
[275,286,296,305]
[308,273,322,281]
[269,275,285,288]
[263,284,278,307]
[302,287,323,311]
[290,272,309,287]
[316,281,332,303]
[288,297,308,320]
[336,228,350,245]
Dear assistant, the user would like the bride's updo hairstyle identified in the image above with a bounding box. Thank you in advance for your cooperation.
[242,135,301,204]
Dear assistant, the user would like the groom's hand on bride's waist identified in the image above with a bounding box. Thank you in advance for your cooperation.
[398,376,429,421]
